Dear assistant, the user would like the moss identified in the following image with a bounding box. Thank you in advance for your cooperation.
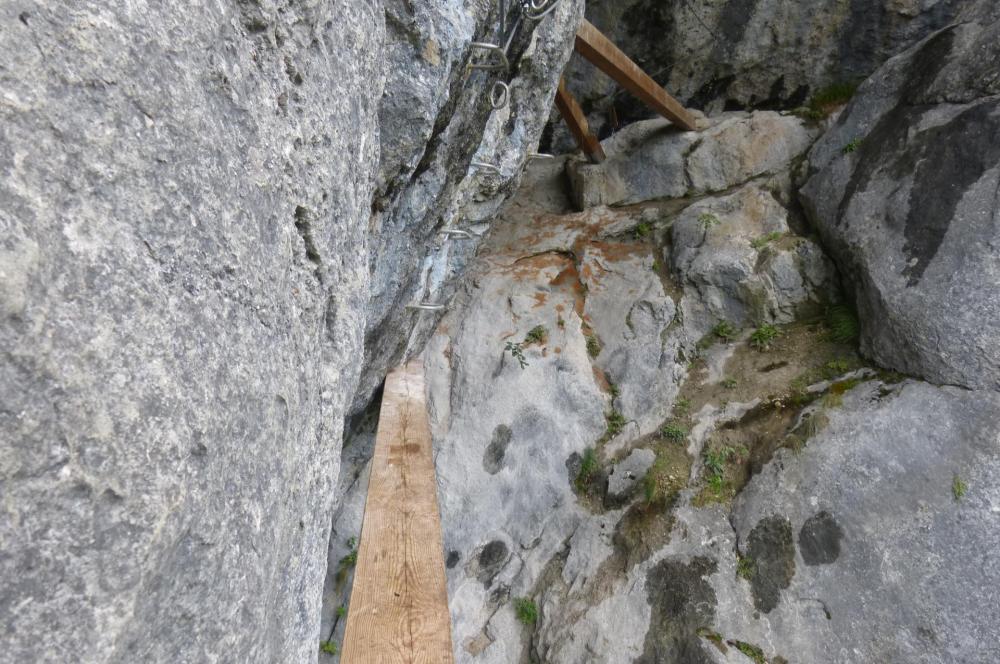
[633,222,652,239]
[606,410,627,438]
[736,555,755,581]
[576,447,599,490]
[696,627,728,653]
[514,597,538,625]
[750,231,784,250]
[524,325,548,344]
[319,640,339,656]
[698,212,721,229]
[953,474,967,501]
[728,639,767,664]
[586,335,601,358]
[660,422,688,442]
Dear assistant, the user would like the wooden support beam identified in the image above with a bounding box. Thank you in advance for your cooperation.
[574,19,697,132]
[341,360,454,664]
[554,77,606,163]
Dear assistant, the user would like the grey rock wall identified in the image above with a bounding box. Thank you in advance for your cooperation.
[800,4,1000,389]
[0,0,582,661]
[550,0,970,152]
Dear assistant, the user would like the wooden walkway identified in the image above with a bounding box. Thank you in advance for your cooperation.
[341,361,454,664]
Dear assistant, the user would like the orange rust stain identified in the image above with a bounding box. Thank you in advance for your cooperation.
[592,366,612,393]
[555,304,565,313]
[532,291,548,308]
[554,346,562,354]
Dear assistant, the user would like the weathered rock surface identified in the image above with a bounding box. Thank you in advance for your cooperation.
[800,6,1000,389]
[0,1,582,661]
[550,0,970,151]
[567,112,818,210]
[337,98,996,664]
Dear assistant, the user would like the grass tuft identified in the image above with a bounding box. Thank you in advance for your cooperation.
[749,324,779,351]
[524,325,548,344]
[576,448,599,490]
[750,231,784,250]
[586,335,601,358]
[826,304,859,344]
[319,640,339,656]
[514,597,538,626]
[953,474,967,501]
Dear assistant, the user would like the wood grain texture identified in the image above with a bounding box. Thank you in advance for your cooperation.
[574,19,698,132]
[341,361,455,664]
[555,77,607,163]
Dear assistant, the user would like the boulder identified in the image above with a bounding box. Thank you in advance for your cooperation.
[800,7,1000,389]
[671,183,840,330]
[567,112,818,210]
[605,448,656,507]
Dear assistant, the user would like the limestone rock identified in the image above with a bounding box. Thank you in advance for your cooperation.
[567,112,818,210]
[671,183,839,330]
[551,0,967,151]
[0,1,584,661]
[605,448,656,507]
[800,7,1000,389]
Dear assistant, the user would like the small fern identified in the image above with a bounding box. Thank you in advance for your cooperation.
[826,305,859,344]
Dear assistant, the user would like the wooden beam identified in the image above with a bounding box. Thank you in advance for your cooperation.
[574,19,697,132]
[554,77,606,163]
[341,360,454,664]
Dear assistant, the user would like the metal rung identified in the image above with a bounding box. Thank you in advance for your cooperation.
[525,0,562,20]
[406,303,447,312]
[472,161,502,175]
[467,42,509,72]
[439,229,476,240]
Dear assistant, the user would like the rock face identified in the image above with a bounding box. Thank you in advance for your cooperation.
[800,6,1000,389]
[549,0,969,151]
[0,1,582,662]
[567,112,818,210]
[333,91,997,662]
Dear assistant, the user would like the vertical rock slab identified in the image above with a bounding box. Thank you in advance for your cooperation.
[800,4,1000,389]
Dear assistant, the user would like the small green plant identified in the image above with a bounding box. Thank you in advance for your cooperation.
[633,222,652,239]
[524,325,548,344]
[319,640,339,655]
[674,397,691,416]
[729,640,766,664]
[514,597,538,626]
[749,324,779,351]
[953,474,967,501]
[842,137,863,154]
[823,358,851,377]
[505,341,528,369]
[696,627,726,649]
[722,377,738,389]
[660,422,688,442]
[698,212,721,229]
[736,555,755,580]
[795,81,859,120]
[609,381,620,398]
[713,320,738,341]
[826,304,859,344]
[336,605,347,618]
[606,410,627,438]
[750,231,784,249]
[576,448,598,490]
[557,315,565,329]
[586,335,601,358]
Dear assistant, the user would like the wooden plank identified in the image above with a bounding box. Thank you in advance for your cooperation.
[574,19,697,132]
[554,77,606,163]
[341,360,454,664]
